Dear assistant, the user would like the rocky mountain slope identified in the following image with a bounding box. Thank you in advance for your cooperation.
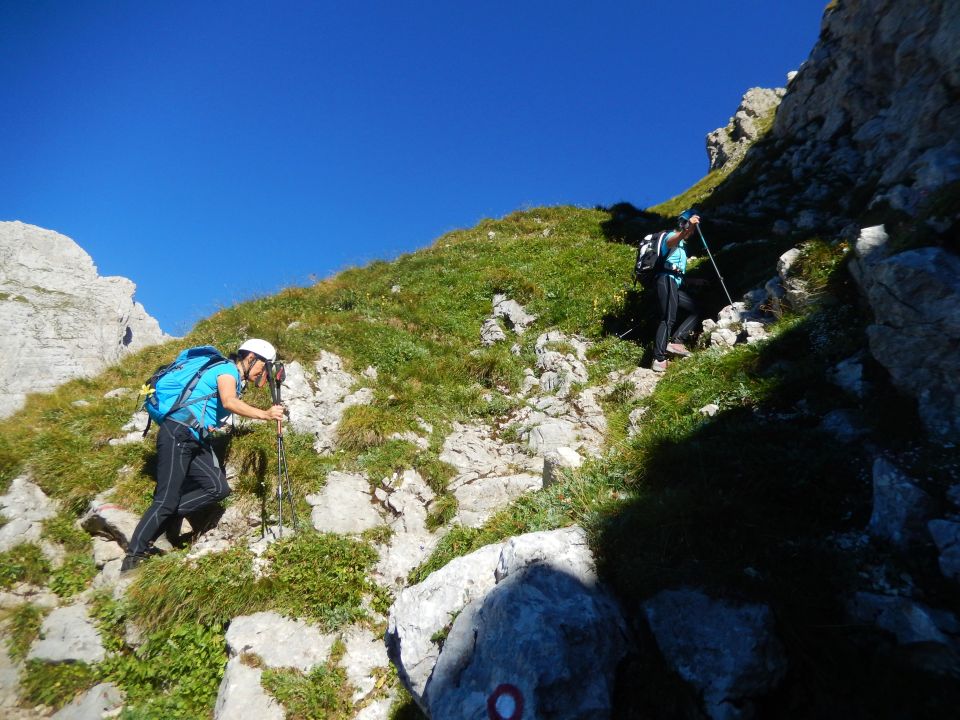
[0,1,958,719]
[0,222,169,418]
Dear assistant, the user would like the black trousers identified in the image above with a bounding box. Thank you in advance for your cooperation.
[654,274,699,362]
[127,422,230,557]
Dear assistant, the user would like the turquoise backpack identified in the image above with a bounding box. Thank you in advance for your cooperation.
[140,346,230,439]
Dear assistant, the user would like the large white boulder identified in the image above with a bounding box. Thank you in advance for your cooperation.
[0,221,169,418]
[387,526,631,718]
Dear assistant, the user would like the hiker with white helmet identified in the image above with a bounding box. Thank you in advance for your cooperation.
[651,210,702,373]
[121,338,285,572]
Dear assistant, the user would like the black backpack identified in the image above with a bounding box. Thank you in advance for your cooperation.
[633,231,668,286]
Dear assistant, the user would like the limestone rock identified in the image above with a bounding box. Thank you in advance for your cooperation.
[534,331,589,398]
[341,627,390,702]
[27,603,106,664]
[214,657,285,720]
[51,682,123,720]
[644,589,788,720]
[0,621,23,711]
[0,476,57,552]
[80,492,142,551]
[492,295,537,334]
[225,612,334,672]
[426,563,629,720]
[774,0,960,209]
[868,458,936,550]
[281,354,374,454]
[451,472,542,528]
[386,542,504,700]
[928,519,960,584]
[0,221,169,418]
[848,592,960,648]
[480,318,507,346]
[707,87,786,172]
[387,526,630,718]
[305,471,382,534]
[373,470,441,588]
[542,447,583,487]
[828,353,869,399]
[851,246,960,442]
[819,409,871,443]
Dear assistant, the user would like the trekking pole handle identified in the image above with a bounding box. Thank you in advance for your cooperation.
[266,361,286,435]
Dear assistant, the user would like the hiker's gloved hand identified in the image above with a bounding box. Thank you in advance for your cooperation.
[688,215,700,225]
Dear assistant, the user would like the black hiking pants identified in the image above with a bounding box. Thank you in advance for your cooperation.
[127,422,230,557]
[654,273,699,362]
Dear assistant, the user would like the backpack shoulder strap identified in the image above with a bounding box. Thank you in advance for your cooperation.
[164,357,231,419]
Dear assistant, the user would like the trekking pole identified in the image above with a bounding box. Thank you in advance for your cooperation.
[696,224,735,306]
[267,362,297,537]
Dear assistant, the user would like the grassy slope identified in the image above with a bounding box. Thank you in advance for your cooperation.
[2,140,958,715]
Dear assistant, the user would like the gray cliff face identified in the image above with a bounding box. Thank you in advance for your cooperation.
[706,0,959,224]
[0,221,169,417]
[772,0,960,214]
[701,0,959,442]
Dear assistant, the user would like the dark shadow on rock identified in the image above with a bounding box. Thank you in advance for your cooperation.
[419,562,632,720]
[589,310,960,719]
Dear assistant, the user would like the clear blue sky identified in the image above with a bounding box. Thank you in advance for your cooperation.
[0,1,826,335]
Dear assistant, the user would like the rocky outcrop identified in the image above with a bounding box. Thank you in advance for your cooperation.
[51,683,124,720]
[0,221,169,418]
[439,422,543,528]
[707,1,960,227]
[282,354,374,453]
[867,458,936,550]
[849,226,960,441]
[773,0,960,215]
[0,476,57,553]
[643,589,788,720]
[27,603,106,664]
[707,87,787,172]
[386,527,631,718]
[481,295,538,345]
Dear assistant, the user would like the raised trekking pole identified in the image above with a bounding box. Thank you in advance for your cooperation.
[696,224,735,307]
[267,361,297,537]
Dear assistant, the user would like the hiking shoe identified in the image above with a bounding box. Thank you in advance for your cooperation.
[120,554,148,574]
[666,342,692,357]
[651,359,669,373]
[163,515,187,549]
[185,504,225,539]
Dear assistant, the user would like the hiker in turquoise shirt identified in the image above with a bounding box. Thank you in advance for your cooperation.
[122,338,285,572]
[652,210,701,372]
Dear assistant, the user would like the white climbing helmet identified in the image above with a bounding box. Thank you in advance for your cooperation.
[238,338,277,362]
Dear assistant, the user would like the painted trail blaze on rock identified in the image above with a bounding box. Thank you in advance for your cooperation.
[488,683,524,720]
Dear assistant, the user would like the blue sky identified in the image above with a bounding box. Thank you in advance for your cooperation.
[0,1,826,335]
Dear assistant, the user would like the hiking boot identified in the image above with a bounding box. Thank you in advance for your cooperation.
[184,504,226,540]
[666,342,692,357]
[120,553,149,574]
[651,359,669,373]
[163,515,188,549]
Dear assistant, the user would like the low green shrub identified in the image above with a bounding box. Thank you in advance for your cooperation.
[4,603,47,661]
[19,659,97,710]
[266,532,377,629]
[101,621,226,719]
[262,660,354,719]
[0,543,51,589]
